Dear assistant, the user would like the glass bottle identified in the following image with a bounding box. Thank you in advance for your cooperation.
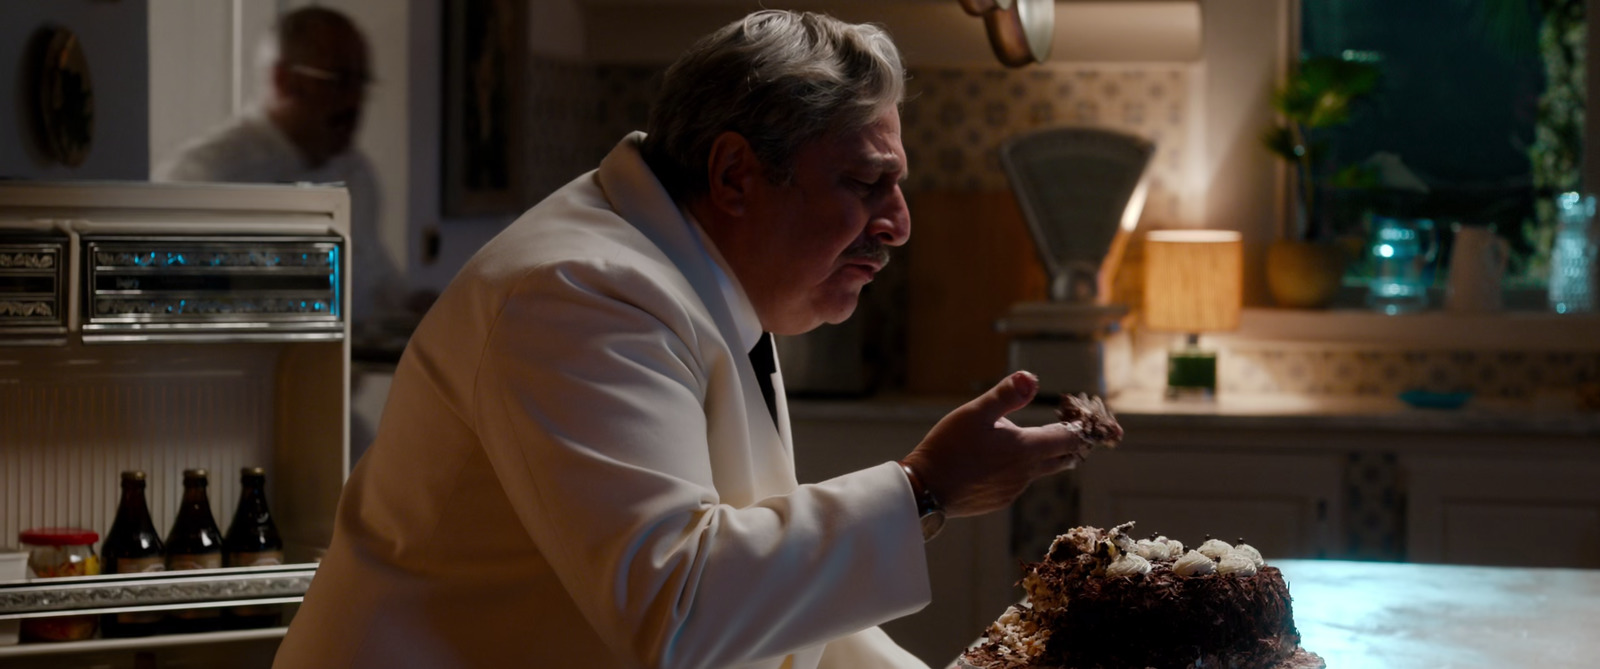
[164,468,223,633]
[223,467,284,628]
[223,468,283,567]
[1549,192,1597,314]
[101,471,166,638]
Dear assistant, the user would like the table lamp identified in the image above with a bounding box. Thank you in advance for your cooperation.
[1143,230,1242,399]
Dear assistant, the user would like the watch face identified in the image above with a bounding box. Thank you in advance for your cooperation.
[920,509,947,541]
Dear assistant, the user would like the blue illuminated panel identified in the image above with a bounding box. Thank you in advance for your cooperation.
[82,236,344,338]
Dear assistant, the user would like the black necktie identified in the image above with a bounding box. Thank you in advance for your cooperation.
[749,332,778,426]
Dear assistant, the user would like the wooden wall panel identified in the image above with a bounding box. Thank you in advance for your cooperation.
[906,191,1049,395]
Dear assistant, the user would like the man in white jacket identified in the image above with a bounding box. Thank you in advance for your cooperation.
[275,10,1091,669]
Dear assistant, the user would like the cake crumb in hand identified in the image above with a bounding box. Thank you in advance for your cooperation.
[1055,393,1123,447]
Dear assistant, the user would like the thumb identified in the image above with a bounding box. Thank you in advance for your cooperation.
[972,371,1039,423]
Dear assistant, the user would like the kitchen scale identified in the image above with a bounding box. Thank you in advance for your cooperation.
[996,127,1154,397]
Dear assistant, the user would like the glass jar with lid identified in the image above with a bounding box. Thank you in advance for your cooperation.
[18,527,101,642]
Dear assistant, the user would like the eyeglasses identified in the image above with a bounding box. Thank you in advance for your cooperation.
[287,63,373,91]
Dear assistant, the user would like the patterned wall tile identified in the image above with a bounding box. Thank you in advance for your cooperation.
[901,66,1192,226]
[1344,451,1405,561]
[1125,331,1600,400]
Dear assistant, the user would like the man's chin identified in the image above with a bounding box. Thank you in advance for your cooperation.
[770,297,860,336]
[815,297,862,328]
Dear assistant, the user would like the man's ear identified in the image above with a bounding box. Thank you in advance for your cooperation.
[704,131,760,218]
[270,63,296,100]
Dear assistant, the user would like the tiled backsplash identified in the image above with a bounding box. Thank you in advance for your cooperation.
[897,66,1190,223]
[1121,332,1600,399]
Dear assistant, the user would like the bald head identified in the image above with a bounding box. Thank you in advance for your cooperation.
[275,8,364,65]
[261,7,371,167]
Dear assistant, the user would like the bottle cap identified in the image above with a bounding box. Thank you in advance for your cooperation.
[241,466,266,478]
[121,471,146,482]
[182,468,209,480]
[19,527,100,546]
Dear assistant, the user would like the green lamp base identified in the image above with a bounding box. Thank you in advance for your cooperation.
[1165,341,1217,400]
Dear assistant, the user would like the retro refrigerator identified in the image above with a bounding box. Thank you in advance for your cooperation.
[0,181,352,668]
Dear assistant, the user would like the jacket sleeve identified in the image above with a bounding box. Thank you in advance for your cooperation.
[471,260,931,669]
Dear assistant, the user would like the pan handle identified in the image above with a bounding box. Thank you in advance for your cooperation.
[958,0,1014,15]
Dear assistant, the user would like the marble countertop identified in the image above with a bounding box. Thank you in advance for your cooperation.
[1277,559,1600,668]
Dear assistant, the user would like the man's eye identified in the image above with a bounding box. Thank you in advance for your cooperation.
[851,177,887,195]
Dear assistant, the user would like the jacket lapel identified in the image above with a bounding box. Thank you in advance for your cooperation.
[596,134,793,463]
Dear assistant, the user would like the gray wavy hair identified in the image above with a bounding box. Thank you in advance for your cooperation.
[640,10,906,201]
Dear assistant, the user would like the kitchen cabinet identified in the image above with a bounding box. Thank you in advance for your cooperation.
[1406,455,1600,567]
[1075,450,1344,559]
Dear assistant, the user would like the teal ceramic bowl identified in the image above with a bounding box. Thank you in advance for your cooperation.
[1399,389,1473,410]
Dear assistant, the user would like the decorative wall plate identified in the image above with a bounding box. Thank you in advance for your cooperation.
[33,26,95,168]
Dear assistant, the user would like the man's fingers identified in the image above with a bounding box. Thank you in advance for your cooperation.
[1043,451,1083,474]
[1033,454,1074,477]
[970,371,1038,424]
[1019,421,1087,458]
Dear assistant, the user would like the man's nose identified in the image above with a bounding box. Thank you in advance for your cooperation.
[869,185,911,247]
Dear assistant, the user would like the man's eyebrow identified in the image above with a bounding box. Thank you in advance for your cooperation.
[860,153,909,183]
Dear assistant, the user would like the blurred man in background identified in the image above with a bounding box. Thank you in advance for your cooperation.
[154,5,421,334]
[155,6,431,460]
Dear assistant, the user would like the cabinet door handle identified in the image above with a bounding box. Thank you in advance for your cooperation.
[1316,498,1328,522]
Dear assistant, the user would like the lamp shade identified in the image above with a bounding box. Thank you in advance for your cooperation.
[1143,230,1243,332]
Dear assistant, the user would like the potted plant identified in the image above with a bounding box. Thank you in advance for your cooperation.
[1261,55,1382,308]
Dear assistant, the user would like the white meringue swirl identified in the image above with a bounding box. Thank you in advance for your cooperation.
[1172,550,1216,576]
[1133,539,1166,561]
[1218,551,1259,577]
[1106,553,1152,577]
[1231,543,1265,568]
[1197,538,1233,561]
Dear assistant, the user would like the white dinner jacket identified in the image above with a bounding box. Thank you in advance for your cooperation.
[273,134,932,669]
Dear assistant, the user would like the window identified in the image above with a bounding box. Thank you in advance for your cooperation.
[1298,0,1582,288]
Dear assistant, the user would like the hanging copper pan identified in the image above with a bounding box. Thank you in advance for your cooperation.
[982,0,1053,67]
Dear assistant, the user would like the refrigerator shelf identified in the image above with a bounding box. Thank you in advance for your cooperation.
[0,564,316,620]
[0,625,287,658]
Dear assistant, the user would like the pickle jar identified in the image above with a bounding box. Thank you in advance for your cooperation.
[18,528,101,642]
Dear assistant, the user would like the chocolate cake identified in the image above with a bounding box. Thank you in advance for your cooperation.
[1056,394,1122,448]
[961,523,1324,669]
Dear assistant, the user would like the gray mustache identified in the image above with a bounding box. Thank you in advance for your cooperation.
[844,239,891,268]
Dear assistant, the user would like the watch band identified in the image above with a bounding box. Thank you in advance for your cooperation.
[899,460,945,541]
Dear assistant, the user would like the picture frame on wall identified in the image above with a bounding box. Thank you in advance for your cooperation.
[442,0,526,217]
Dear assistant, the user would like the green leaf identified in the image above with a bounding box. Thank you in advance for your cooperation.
[1260,126,1301,161]
[1276,56,1382,128]
[1331,164,1380,189]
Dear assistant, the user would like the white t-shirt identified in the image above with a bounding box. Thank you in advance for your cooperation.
[153,110,403,331]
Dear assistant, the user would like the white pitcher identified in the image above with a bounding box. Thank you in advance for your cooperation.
[1446,225,1509,312]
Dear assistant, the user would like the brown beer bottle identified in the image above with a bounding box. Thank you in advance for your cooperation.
[101,471,166,638]
[223,467,284,628]
[164,469,223,633]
